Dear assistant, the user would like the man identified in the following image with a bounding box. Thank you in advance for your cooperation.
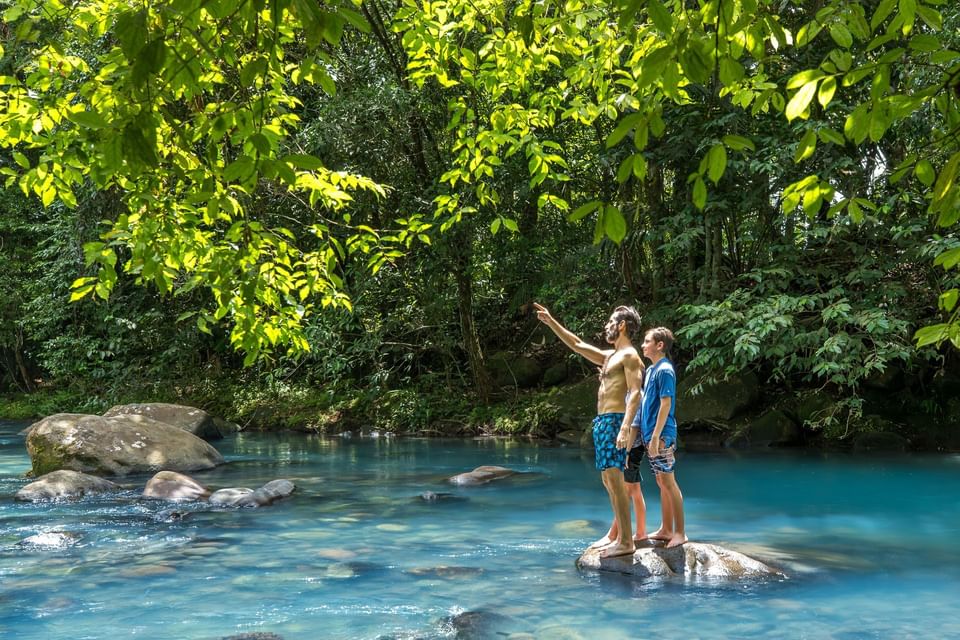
[533,302,643,558]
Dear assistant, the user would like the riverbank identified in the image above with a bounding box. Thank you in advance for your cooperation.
[4,369,959,452]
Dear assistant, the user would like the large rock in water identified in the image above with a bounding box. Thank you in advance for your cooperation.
[209,479,295,507]
[26,413,225,477]
[676,372,760,425]
[577,542,782,579]
[103,403,237,440]
[15,470,121,502]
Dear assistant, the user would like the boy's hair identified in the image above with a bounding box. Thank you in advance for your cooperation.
[611,306,642,339]
[646,326,675,353]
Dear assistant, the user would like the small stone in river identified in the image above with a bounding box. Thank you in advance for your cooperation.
[553,519,594,535]
[324,563,355,579]
[222,634,284,640]
[119,564,176,577]
[315,548,356,561]
[405,566,484,579]
[376,523,408,532]
[18,531,80,549]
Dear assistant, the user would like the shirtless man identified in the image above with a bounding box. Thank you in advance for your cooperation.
[534,303,643,558]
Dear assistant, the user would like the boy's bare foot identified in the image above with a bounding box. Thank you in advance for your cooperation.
[599,543,635,559]
[588,535,613,550]
[665,533,688,548]
[648,528,673,541]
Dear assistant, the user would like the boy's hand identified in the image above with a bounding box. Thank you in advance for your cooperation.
[647,438,660,458]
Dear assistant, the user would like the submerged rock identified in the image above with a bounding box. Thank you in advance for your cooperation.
[18,531,81,549]
[415,491,466,503]
[104,403,239,440]
[143,470,211,502]
[209,479,295,507]
[576,541,782,579]
[25,413,225,477]
[448,465,516,486]
[222,634,283,640]
[15,470,120,502]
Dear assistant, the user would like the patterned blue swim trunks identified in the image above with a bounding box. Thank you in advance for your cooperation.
[592,413,626,471]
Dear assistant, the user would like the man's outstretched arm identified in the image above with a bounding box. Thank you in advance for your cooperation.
[533,302,608,366]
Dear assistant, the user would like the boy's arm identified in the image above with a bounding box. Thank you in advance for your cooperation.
[647,397,672,457]
[617,355,643,449]
[533,302,608,366]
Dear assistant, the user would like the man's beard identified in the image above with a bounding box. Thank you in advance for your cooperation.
[605,327,619,343]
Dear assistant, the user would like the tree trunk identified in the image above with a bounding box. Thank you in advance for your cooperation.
[451,232,493,399]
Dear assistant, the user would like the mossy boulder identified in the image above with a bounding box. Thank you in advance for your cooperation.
[725,410,803,448]
[542,362,570,386]
[488,352,542,389]
[103,403,238,440]
[676,372,760,425]
[26,413,225,477]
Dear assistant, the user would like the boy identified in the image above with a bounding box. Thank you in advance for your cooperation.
[630,327,686,548]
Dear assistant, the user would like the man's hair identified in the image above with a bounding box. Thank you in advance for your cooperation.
[611,306,642,339]
[646,326,675,353]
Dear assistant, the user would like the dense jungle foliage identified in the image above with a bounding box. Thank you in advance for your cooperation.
[1,0,959,447]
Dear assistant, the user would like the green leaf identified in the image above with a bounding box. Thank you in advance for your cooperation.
[932,151,960,211]
[786,69,825,90]
[914,324,949,347]
[490,217,502,235]
[934,247,960,270]
[606,113,643,148]
[224,155,256,182]
[68,111,108,129]
[284,154,325,170]
[871,0,897,31]
[719,56,744,85]
[722,135,755,152]
[569,200,602,222]
[502,218,519,232]
[844,103,870,143]
[617,155,633,184]
[786,80,818,121]
[915,159,935,186]
[829,24,853,48]
[818,128,846,145]
[603,205,627,243]
[336,7,371,33]
[817,76,837,108]
[909,34,940,52]
[693,176,707,210]
[707,144,727,184]
[899,0,916,35]
[647,0,674,34]
[12,151,29,168]
[795,129,817,163]
[939,289,959,312]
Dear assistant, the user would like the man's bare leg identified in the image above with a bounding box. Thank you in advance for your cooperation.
[599,468,635,558]
[660,472,686,548]
[588,474,618,549]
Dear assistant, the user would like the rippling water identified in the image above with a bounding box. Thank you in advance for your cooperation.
[2,418,959,639]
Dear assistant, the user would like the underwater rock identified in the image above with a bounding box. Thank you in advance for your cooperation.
[576,541,783,579]
[104,402,239,440]
[448,465,516,486]
[25,413,225,477]
[222,634,284,640]
[209,479,295,507]
[442,609,513,639]
[143,470,211,502]
[405,566,485,579]
[15,470,120,501]
[18,531,81,549]
[415,491,466,503]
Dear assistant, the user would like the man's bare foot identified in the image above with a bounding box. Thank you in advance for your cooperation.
[648,528,673,541]
[599,543,635,559]
[665,533,688,548]
[588,535,613,550]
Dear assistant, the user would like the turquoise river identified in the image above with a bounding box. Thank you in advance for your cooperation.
[1,419,959,639]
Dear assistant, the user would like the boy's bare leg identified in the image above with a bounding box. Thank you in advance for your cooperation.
[648,475,674,541]
[660,473,686,547]
[599,468,635,558]
[626,482,646,541]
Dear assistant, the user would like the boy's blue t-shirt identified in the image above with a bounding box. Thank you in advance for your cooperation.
[632,358,677,447]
